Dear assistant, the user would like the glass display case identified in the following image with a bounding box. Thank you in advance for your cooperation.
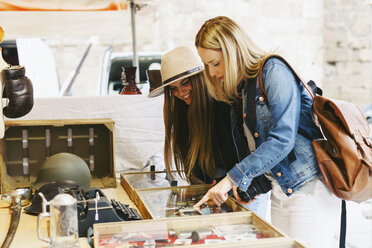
[134,185,249,219]
[94,212,304,247]
[120,171,188,202]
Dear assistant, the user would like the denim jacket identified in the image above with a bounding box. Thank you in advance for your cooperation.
[227,57,323,196]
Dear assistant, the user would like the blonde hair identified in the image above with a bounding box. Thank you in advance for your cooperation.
[195,16,270,102]
[163,73,217,182]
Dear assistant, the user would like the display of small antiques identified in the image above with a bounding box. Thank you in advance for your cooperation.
[94,212,304,248]
[135,184,249,219]
[0,118,304,247]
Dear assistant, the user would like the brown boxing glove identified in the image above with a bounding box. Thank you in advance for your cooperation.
[0,26,4,43]
[3,65,34,118]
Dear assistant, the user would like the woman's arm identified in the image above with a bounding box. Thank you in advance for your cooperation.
[194,59,302,206]
[228,58,301,191]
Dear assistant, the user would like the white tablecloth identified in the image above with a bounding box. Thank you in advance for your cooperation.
[6,95,165,173]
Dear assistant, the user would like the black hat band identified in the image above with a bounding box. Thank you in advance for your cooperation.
[162,66,203,85]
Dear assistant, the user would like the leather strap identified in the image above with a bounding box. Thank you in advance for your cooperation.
[242,78,257,154]
[245,77,257,132]
[257,55,322,141]
[258,54,320,100]
[340,200,347,248]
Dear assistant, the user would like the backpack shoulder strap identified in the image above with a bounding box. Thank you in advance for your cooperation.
[258,54,320,101]
[258,55,322,141]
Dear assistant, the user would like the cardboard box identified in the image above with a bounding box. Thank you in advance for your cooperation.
[94,212,304,247]
[0,119,116,193]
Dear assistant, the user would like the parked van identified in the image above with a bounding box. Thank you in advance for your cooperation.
[98,47,161,95]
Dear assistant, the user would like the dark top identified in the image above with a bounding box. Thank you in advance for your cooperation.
[193,100,240,183]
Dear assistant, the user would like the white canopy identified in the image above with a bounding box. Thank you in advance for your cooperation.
[0,0,127,11]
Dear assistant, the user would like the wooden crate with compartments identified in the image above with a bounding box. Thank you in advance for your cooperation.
[0,118,116,193]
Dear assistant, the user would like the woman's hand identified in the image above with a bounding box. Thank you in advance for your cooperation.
[193,176,234,208]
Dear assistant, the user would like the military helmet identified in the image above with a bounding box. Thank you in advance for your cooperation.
[32,153,91,190]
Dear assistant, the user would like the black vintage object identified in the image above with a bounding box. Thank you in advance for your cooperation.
[25,182,78,214]
[0,119,116,193]
[76,187,141,237]
[110,199,142,221]
[237,175,272,202]
[2,65,34,118]
[25,182,141,237]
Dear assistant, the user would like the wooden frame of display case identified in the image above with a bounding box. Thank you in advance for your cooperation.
[94,211,304,248]
[120,170,188,202]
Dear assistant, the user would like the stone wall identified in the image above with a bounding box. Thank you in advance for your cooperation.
[1,0,371,108]
[323,0,372,107]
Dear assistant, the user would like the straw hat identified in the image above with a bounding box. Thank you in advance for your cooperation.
[148,46,204,98]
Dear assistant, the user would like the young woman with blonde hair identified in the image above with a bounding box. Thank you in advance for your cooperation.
[194,16,341,247]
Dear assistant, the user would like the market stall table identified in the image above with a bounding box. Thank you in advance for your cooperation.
[0,184,135,248]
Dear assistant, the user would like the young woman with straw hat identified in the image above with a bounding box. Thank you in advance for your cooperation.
[148,46,269,217]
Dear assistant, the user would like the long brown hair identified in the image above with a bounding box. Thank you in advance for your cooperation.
[163,73,217,182]
[195,16,270,102]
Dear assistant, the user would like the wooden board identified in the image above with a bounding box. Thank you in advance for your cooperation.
[94,212,304,247]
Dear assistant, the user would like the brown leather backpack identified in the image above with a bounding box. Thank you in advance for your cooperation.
[259,55,372,203]
[312,96,372,203]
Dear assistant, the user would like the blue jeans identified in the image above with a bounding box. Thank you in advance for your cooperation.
[244,192,269,219]
[229,190,269,219]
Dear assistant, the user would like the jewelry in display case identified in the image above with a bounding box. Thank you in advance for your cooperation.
[94,212,304,247]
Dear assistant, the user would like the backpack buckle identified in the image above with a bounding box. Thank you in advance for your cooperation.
[353,133,361,146]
